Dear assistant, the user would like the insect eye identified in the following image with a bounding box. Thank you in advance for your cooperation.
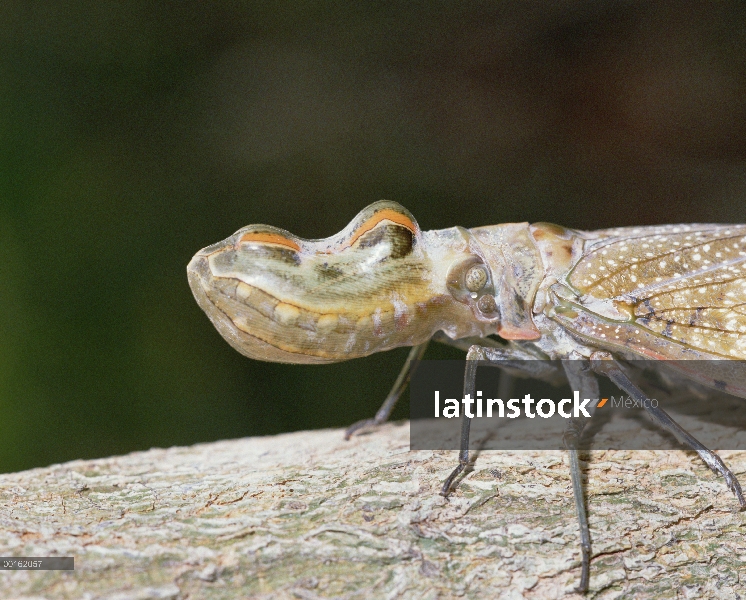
[446,257,497,320]
[476,294,498,316]
[465,265,488,292]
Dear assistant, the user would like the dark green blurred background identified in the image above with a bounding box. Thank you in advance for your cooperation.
[3,2,746,473]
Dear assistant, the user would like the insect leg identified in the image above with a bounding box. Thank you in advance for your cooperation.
[345,341,430,439]
[440,345,565,495]
[440,344,483,495]
[591,353,746,510]
[562,360,600,594]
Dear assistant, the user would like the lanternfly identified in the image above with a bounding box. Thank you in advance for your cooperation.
[189,201,746,592]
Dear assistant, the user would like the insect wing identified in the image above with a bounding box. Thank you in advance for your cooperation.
[551,224,746,397]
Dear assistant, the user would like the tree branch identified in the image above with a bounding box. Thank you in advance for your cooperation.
[0,422,744,598]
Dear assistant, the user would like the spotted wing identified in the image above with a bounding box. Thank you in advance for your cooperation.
[568,224,746,359]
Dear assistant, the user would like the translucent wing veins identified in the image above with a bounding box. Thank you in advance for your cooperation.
[567,225,746,358]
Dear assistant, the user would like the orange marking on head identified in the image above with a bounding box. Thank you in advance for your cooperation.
[498,324,542,341]
[346,209,417,248]
[238,232,301,252]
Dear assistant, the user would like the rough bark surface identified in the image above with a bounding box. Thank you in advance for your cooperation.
[0,422,745,599]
